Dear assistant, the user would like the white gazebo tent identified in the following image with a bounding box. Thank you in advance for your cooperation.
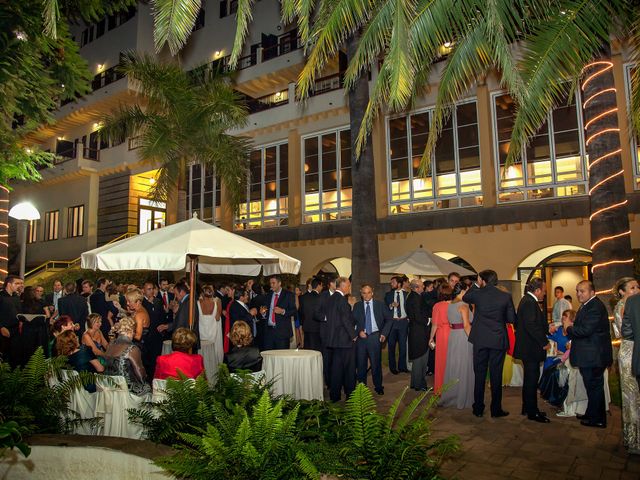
[380,247,475,277]
[81,217,301,327]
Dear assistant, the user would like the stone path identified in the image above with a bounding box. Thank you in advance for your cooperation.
[368,369,640,480]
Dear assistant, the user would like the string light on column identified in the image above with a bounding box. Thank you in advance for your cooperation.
[0,185,8,284]
[581,60,633,275]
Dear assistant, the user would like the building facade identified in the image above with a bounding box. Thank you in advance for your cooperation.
[12,1,640,299]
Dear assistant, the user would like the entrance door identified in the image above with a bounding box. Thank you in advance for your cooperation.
[138,198,166,234]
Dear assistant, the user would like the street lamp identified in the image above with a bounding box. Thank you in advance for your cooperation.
[8,202,40,277]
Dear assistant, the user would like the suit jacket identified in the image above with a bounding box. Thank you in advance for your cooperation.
[260,289,296,339]
[44,291,64,309]
[568,296,612,369]
[300,291,322,333]
[229,300,255,332]
[168,294,200,349]
[405,291,431,360]
[622,294,640,376]
[463,285,516,350]
[0,290,21,333]
[384,289,409,317]
[89,289,117,321]
[353,298,392,337]
[513,293,548,362]
[58,293,89,335]
[154,351,204,379]
[224,346,262,373]
[325,292,356,348]
[156,290,175,323]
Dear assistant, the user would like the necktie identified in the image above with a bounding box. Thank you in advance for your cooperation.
[271,293,279,326]
[395,291,401,318]
[365,302,372,335]
[162,292,167,307]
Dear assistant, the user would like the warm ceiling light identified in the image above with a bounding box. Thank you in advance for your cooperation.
[275,91,281,98]
[214,50,221,58]
[97,64,104,72]
[57,136,64,141]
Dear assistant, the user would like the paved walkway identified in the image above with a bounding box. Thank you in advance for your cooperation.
[370,369,640,480]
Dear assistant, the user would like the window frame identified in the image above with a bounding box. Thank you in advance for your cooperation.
[385,98,483,214]
[27,219,39,244]
[187,163,222,225]
[66,205,84,238]
[44,210,59,241]
[301,126,353,223]
[490,89,588,203]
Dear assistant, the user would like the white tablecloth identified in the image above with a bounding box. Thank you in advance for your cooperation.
[261,349,323,400]
[161,339,221,385]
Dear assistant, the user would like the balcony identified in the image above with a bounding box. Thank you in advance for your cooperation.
[221,29,302,73]
[244,89,289,114]
[91,65,125,92]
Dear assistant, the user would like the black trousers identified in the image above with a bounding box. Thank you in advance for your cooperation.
[261,329,289,351]
[329,346,356,402]
[356,333,383,391]
[522,360,541,415]
[303,331,322,352]
[580,367,607,425]
[472,345,506,415]
[388,319,408,371]
[426,346,435,374]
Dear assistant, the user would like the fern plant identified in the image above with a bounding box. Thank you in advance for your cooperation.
[129,364,274,445]
[157,390,316,480]
[324,384,459,480]
[0,347,96,435]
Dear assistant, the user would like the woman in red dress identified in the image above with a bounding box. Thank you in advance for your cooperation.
[154,328,205,380]
[429,285,453,394]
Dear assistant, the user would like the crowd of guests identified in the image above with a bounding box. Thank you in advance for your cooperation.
[1,268,640,454]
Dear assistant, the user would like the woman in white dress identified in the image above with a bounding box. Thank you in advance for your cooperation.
[198,285,223,365]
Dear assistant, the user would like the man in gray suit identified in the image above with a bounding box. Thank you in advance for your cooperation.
[622,293,640,390]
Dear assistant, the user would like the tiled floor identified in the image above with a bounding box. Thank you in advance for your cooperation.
[366,369,640,479]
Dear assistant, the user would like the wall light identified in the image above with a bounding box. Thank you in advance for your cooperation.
[214,50,221,58]
[97,64,104,72]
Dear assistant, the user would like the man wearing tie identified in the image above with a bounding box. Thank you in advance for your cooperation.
[384,276,409,374]
[563,280,612,428]
[260,276,296,351]
[157,278,175,324]
[45,279,64,317]
[353,284,391,395]
[229,289,258,340]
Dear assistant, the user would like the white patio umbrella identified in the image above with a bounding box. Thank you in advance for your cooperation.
[81,216,301,328]
[380,247,475,277]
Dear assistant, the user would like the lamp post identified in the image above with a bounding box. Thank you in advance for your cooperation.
[8,202,40,278]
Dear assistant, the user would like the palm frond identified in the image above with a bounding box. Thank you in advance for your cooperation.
[230,0,256,67]
[294,0,319,48]
[42,0,60,39]
[151,0,202,55]
[385,0,417,111]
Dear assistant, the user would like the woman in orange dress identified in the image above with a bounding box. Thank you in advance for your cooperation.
[429,285,453,394]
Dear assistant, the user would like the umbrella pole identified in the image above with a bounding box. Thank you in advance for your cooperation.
[188,255,197,330]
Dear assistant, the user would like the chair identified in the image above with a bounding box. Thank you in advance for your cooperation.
[152,378,168,403]
[559,360,611,416]
[95,375,151,439]
[60,369,98,435]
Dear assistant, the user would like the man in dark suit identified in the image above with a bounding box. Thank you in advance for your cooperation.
[159,281,200,350]
[157,277,175,324]
[407,279,431,391]
[0,275,24,367]
[422,280,438,376]
[384,276,410,374]
[354,283,391,394]
[44,279,64,317]
[89,278,119,338]
[514,277,550,423]
[564,280,612,428]
[463,269,516,418]
[622,295,640,388]
[259,275,296,351]
[142,281,165,378]
[315,276,337,385]
[622,293,640,390]
[58,282,89,337]
[326,277,357,402]
[301,278,323,351]
[229,289,258,338]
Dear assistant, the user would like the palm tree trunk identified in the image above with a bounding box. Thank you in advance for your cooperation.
[582,45,633,299]
[0,185,8,284]
[347,32,380,291]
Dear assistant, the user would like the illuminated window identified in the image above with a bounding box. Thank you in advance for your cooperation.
[27,220,38,244]
[187,164,222,225]
[138,198,166,234]
[492,92,587,202]
[624,64,640,190]
[303,128,352,222]
[66,205,84,238]
[44,210,59,241]
[236,142,288,229]
[387,100,482,214]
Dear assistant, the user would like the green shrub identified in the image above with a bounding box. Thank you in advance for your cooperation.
[0,421,30,458]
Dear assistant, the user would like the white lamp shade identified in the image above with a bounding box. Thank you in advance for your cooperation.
[9,202,40,221]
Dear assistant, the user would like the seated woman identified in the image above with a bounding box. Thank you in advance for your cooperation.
[82,313,109,362]
[57,330,104,392]
[104,316,151,395]
[48,315,75,358]
[224,321,262,373]
[154,328,205,380]
[538,309,574,407]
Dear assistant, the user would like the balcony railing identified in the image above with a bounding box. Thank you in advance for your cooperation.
[91,65,125,92]
[222,29,302,72]
[244,89,289,114]
[308,72,344,97]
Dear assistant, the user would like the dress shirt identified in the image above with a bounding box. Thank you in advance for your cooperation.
[392,289,407,319]
[364,300,379,333]
[268,289,282,327]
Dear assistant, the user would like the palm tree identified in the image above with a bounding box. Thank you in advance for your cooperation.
[100,52,251,212]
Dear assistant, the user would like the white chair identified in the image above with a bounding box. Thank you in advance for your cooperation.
[60,369,98,435]
[558,360,611,416]
[151,378,168,403]
[95,375,151,439]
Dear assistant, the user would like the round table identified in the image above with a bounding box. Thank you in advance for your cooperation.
[261,349,324,401]
[161,339,221,385]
